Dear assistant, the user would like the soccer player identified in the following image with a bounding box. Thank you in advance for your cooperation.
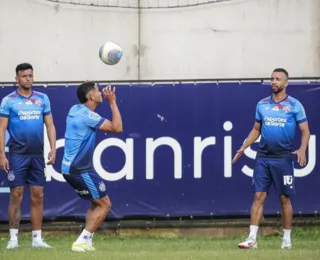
[0,63,57,249]
[232,68,310,249]
[61,81,122,252]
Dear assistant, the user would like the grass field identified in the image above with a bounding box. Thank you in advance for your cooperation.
[0,227,319,260]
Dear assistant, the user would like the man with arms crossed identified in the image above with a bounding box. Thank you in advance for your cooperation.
[0,63,56,249]
[61,81,122,252]
[232,68,310,249]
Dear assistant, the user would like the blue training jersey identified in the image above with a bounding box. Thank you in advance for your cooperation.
[255,95,307,158]
[0,90,51,156]
[61,104,105,174]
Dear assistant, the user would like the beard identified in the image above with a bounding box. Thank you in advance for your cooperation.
[20,85,32,90]
[272,85,285,94]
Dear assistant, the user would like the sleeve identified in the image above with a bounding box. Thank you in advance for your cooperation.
[43,94,52,116]
[84,110,105,129]
[295,100,307,124]
[0,96,11,118]
[255,103,262,123]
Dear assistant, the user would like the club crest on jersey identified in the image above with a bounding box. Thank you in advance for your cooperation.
[99,181,106,192]
[88,111,101,121]
[282,106,291,113]
[8,171,15,181]
[35,99,43,106]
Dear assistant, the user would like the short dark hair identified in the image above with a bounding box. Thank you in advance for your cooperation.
[16,63,33,75]
[273,68,289,79]
[77,81,96,104]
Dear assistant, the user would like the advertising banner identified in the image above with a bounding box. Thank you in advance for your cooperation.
[0,81,318,220]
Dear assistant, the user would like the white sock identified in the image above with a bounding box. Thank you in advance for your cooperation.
[10,229,19,241]
[75,229,92,244]
[32,230,42,242]
[283,229,291,241]
[249,225,259,241]
[87,232,94,246]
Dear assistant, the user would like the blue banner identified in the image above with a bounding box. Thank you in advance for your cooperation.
[0,81,319,220]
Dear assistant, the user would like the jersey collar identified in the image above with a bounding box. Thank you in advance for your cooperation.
[270,95,288,104]
[15,90,34,99]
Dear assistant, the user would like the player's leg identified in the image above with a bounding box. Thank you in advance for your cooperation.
[238,158,271,249]
[279,194,292,249]
[269,158,295,249]
[6,155,28,249]
[83,200,110,248]
[72,195,111,251]
[85,204,95,247]
[63,172,111,252]
[7,186,24,249]
[84,196,111,233]
[74,173,110,250]
[28,156,51,248]
[29,186,47,246]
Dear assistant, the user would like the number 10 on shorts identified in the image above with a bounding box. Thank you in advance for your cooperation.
[283,175,293,185]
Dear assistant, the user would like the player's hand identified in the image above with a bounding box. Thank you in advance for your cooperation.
[292,149,306,167]
[0,156,9,173]
[232,146,245,164]
[47,150,56,165]
[102,85,116,103]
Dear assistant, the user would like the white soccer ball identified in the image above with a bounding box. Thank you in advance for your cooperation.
[99,41,123,65]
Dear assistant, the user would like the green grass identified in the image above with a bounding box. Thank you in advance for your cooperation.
[0,228,319,260]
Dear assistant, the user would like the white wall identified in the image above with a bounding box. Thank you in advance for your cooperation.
[0,0,319,82]
[0,0,139,82]
[141,0,320,79]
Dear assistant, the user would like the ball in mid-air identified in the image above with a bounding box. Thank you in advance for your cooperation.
[99,41,123,65]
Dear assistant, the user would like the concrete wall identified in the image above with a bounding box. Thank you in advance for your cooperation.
[0,0,139,82]
[0,0,319,82]
[141,0,320,79]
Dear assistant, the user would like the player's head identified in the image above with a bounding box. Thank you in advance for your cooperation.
[77,81,103,105]
[15,63,34,90]
[271,68,289,94]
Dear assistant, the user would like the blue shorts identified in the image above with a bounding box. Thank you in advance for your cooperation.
[7,155,46,187]
[63,172,108,200]
[253,158,295,196]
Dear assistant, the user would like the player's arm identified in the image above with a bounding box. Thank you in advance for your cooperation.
[0,117,9,173]
[44,114,57,152]
[232,122,261,164]
[240,122,261,149]
[232,103,261,163]
[295,101,310,152]
[242,102,262,148]
[43,95,57,165]
[292,102,310,166]
[0,117,8,158]
[0,97,10,173]
[99,103,123,132]
[298,122,310,152]
[99,86,123,133]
